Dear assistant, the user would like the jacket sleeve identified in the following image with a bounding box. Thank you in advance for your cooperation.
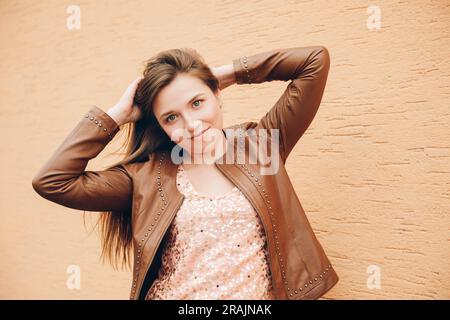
[232,46,331,163]
[31,105,133,212]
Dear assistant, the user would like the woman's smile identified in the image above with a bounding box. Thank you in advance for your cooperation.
[191,127,210,140]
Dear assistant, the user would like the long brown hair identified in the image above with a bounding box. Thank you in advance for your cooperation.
[85,48,220,271]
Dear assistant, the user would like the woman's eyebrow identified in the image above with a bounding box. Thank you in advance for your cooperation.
[159,93,205,119]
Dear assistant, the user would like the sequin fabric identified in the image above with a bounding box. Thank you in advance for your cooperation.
[145,164,275,300]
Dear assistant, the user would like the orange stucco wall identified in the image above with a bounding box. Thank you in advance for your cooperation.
[1,0,449,299]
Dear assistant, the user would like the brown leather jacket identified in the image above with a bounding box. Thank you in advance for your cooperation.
[32,45,339,300]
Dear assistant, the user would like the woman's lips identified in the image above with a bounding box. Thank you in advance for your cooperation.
[191,127,210,139]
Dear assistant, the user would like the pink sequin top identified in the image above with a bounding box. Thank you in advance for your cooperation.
[145,164,275,300]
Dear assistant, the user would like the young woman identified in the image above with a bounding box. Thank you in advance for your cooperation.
[32,45,339,300]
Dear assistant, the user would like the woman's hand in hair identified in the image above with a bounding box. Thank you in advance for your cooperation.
[107,76,145,126]
[211,64,237,91]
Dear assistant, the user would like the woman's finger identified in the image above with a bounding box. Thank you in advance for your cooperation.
[134,76,144,85]
[125,77,142,95]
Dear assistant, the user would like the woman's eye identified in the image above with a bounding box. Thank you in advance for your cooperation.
[166,114,176,123]
[193,99,203,108]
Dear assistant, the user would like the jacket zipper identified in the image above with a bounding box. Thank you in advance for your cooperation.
[215,163,279,299]
[135,194,185,299]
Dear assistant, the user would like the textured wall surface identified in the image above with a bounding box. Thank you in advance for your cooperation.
[0,0,449,299]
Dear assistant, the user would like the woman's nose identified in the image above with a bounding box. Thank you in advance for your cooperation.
[185,117,201,134]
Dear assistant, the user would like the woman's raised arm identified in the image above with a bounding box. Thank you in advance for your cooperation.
[32,77,144,212]
[232,46,331,163]
[31,105,133,212]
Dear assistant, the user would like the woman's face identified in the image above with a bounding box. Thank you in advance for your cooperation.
[152,73,225,161]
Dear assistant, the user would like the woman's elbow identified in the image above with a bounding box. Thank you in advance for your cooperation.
[32,174,48,198]
[317,46,330,73]
[31,174,57,199]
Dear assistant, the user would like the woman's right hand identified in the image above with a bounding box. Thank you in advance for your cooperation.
[107,76,145,126]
